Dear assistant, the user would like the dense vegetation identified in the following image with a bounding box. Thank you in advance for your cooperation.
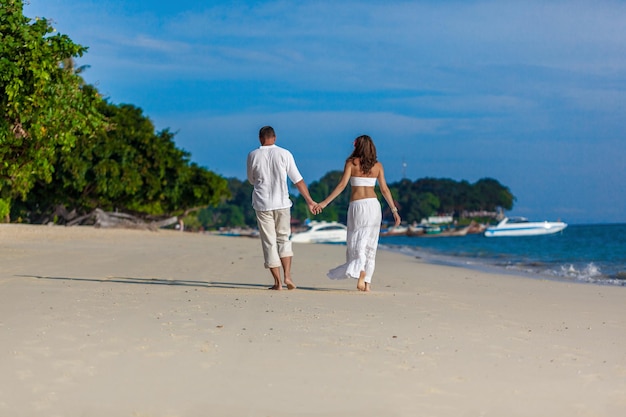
[385,177,515,224]
[194,175,514,230]
[11,97,230,223]
[1,1,229,223]
[1,0,106,219]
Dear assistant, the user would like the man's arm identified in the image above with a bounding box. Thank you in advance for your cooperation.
[246,153,255,184]
[294,180,319,214]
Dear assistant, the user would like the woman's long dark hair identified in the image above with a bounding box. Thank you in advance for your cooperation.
[347,135,377,175]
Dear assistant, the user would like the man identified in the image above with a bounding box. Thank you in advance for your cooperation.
[247,126,318,290]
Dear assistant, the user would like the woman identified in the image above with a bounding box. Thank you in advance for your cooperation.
[314,135,401,291]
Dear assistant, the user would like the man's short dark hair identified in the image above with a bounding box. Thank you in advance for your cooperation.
[259,126,275,140]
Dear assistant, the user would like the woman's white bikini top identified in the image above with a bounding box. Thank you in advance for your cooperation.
[350,176,377,187]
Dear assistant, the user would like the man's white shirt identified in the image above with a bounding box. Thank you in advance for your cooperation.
[247,144,303,211]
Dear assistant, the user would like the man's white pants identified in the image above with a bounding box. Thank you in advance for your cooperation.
[255,208,293,269]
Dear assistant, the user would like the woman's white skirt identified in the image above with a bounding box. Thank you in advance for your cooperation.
[327,198,381,283]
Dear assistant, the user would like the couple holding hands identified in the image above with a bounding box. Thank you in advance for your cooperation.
[246,126,401,292]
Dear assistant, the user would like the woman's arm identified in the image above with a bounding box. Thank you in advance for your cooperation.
[377,163,401,226]
[317,161,352,209]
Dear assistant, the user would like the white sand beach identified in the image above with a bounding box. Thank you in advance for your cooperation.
[1,224,625,417]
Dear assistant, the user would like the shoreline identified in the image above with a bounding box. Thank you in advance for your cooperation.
[380,242,626,287]
[378,224,626,287]
[1,224,626,416]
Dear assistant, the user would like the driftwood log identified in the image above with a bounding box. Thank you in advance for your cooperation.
[93,209,179,230]
[49,207,177,230]
[44,205,200,230]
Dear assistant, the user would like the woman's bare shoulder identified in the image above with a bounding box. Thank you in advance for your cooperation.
[373,161,385,177]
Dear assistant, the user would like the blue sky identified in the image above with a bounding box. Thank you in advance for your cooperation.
[25,0,626,224]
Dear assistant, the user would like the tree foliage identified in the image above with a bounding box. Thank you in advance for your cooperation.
[388,177,514,223]
[197,178,255,229]
[292,175,513,226]
[211,175,515,227]
[207,175,515,229]
[473,177,515,212]
[14,100,230,223]
[293,170,350,223]
[1,1,236,225]
[0,0,106,218]
[393,178,441,224]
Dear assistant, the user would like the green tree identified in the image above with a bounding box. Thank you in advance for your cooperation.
[473,177,515,211]
[191,173,516,230]
[392,177,440,223]
[197,177,255,229]
[414,192,440,220]
[0,0,106,219]
[15,101,229,222]
[294,170,348,223]
[224,177,256,225]
[388,177,514,223]
[198,204,246,229]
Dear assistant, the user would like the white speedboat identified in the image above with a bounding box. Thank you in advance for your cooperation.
[484,217,567,237]
[290,221,347,243]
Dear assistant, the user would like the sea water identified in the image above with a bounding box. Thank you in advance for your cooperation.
[379,223,626,286]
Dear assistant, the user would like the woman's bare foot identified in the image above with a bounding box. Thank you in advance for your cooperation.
[364,282,371,292]
[357,275,366,291]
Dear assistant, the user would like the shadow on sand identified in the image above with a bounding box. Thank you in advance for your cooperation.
[16,274,349,292]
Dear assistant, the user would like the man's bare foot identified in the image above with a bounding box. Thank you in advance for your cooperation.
[357,276,366,291]
[284,278,297,290]
[268,284,282,290]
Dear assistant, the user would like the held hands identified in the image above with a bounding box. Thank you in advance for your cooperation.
[310,201,326,215]
[308,201,324,215]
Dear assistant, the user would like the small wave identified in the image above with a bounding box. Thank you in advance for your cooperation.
[541,263,625,286]
[558,263,602,279]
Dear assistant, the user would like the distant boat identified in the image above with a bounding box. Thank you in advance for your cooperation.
[407,224,441,236]
[484,217,567,237]
[380,225,409,237]
[420,225,470,238]
[423,224,442,235]
[217,228,259,238]
[290,221,347,243]
[466,221,487,234]
[407,224,425,236]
